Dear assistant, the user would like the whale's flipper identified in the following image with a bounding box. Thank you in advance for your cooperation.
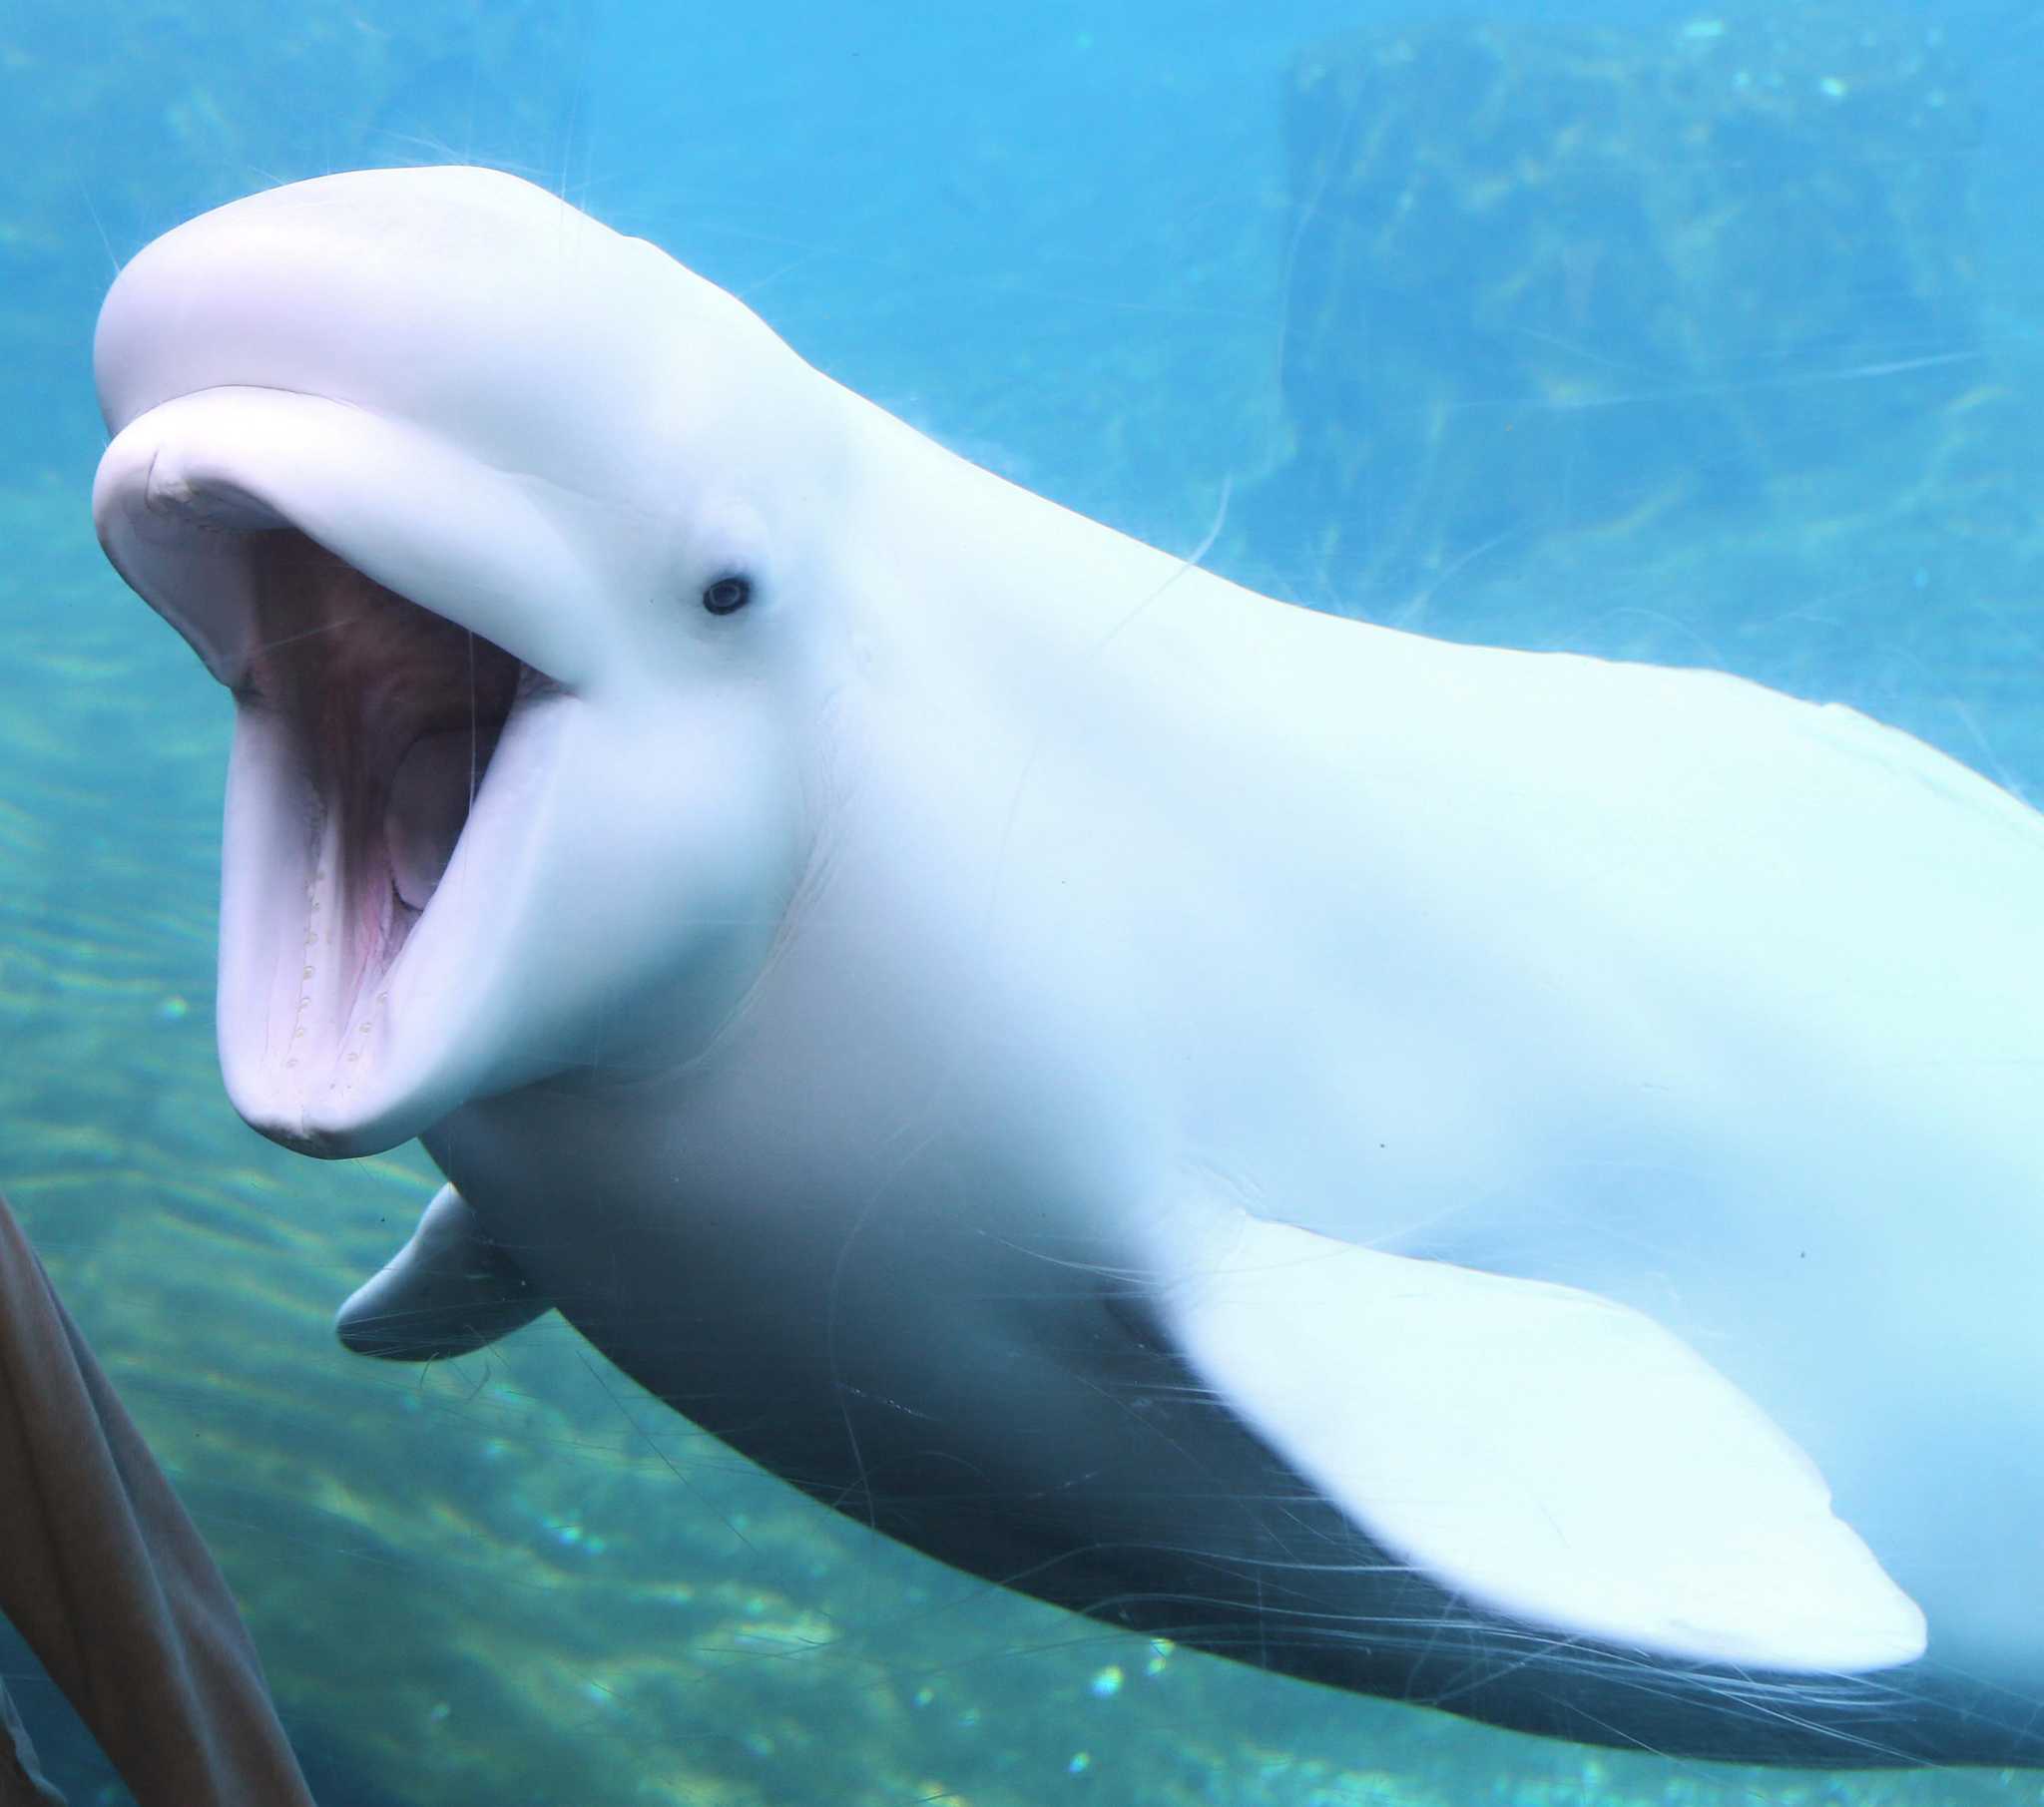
[1165,1214,1924,1673]
[336,1182,550,1361]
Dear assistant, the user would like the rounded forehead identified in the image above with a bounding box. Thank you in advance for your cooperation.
[95,168,796,489]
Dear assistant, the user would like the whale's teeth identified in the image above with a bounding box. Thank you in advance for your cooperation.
[142,447,282,530]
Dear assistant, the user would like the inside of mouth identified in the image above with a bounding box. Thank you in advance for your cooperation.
[242,529,541,983]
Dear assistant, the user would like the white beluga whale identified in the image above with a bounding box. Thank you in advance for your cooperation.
[90,166,2044,1766]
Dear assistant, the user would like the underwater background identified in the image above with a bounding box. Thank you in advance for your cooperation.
[3,0,2043,1802]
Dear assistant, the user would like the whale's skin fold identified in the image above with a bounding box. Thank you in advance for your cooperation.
[90,166,2044,1767]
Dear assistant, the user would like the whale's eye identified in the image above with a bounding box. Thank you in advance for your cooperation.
[702,574,752,616]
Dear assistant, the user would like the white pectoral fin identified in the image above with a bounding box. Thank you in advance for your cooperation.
[1165,1216,1924,1672]
[336,1182,551,1361]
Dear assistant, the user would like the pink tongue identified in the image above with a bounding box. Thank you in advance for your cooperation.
[385,728,488,910]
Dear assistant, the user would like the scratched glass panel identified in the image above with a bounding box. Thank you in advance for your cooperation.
[3,3,2042,1805]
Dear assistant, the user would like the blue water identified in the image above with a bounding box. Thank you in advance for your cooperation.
[3,1,2043,1802]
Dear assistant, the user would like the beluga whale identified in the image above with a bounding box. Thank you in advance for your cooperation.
[90,166,2044,1767]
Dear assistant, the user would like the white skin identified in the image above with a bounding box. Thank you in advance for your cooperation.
[93,167,2044,1765]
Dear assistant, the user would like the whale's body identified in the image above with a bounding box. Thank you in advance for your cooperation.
[91,168,2044,1765]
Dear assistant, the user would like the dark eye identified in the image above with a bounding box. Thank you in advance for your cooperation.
[702,574,752,616]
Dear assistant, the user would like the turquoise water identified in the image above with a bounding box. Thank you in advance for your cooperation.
[4,1,2044,1802]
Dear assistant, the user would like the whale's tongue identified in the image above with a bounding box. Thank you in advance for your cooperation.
[387,724,505,911]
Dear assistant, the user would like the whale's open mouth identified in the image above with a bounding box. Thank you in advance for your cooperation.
[93,396,588,1156]
[78,352,680,1153]
[230,529,559,1089]
[153,513,581,1154]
